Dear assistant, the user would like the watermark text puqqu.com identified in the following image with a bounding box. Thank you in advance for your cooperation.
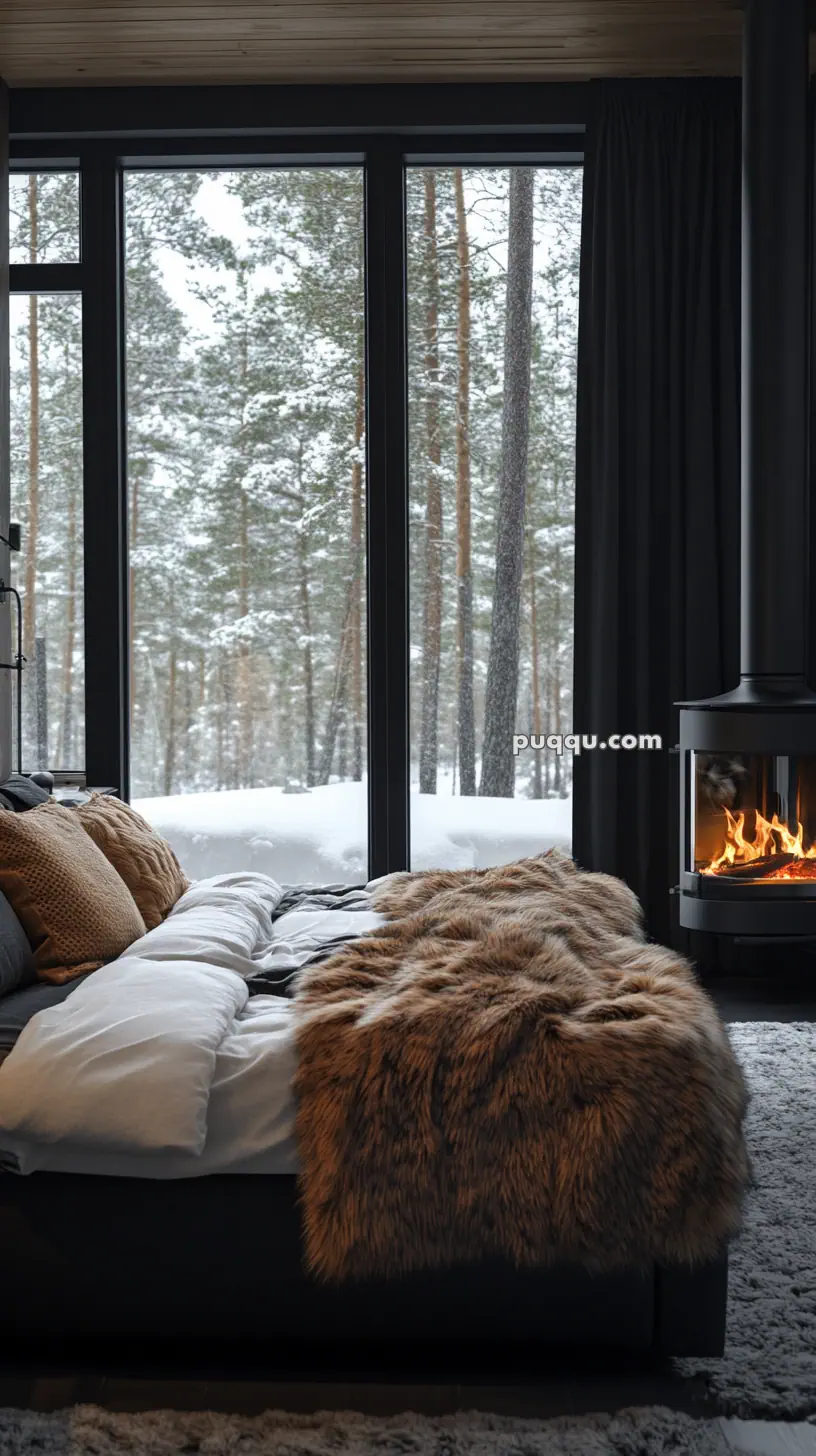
[513,733,662,757]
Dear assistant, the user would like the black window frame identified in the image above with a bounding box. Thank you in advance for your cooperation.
[8,84,585,879]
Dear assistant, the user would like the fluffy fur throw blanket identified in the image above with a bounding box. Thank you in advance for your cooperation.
[292,852,749,1283]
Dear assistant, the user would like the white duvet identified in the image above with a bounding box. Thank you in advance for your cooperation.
[0,873,383,1178]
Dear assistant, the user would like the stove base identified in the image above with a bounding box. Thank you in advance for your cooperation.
[679,891,816,936]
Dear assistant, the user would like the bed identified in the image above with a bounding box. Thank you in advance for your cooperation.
[0,1172,728,1357]
[0,869,738,1357]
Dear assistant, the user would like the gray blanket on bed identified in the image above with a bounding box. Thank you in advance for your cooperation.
[0,882,373,1064]
[245,882,373,998]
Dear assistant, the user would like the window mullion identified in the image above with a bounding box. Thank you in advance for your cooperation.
[80,150,129,796]
[364,142,410,879]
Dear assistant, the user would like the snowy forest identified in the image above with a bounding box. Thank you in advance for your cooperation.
[8,165,580,853]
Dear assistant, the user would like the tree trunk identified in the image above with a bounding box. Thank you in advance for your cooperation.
[129,467,139,730]
[527,527,543,799]
[316,596,352,784]
[164,639,177,797]
[317,353,365,787]
[25,177,40,752]
[236,297,253,787]
[237,472,252,786]
[296,437,316,788]
[35,637,47,768]
[58,487,78,767]
[551,496,563,797]
[419,170,443,796]
[197,650,206,784]
[551,650,562,795]
[182,660,193,792]
[336,682,348,781]
[454,168,476,796]
[349,354,364,781]
[480,168,536,798]
[216,656,225,791]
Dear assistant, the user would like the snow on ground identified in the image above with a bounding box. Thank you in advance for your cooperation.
[134,781,573,884]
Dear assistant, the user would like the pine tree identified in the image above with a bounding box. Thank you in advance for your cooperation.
[24,178,41,749]
[419,170,443,795]
[454,168,476,796]
[480,168,536,798]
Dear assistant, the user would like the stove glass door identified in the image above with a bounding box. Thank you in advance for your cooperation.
[692,751,816,882]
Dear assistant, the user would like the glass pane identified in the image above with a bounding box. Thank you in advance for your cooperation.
[9,293,85,773]
[407,166,581,869]
[693,751,816,882]
[125,169,367,882]
[9,173,80,264]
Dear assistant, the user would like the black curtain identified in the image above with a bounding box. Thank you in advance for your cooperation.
[572,80,742,945]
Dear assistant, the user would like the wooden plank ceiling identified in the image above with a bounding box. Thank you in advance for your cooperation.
[0,0,746,88]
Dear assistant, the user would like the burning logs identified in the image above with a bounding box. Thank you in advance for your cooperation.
[704,807,816,878]
[712,853,797,879]
[710,854,816,881]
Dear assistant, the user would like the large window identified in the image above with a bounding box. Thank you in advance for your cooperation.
[407,167,580,868]
[5,125,582,882]
[125,169,368,881]
[8,174,84,774]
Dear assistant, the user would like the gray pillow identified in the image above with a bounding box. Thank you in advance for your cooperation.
[0,889,34,997]
[0,975,90,1055]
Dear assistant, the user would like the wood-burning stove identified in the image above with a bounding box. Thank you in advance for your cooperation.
[680,706,816,934]
[678,0,816,937]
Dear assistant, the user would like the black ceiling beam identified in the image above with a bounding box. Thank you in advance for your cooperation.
[8,81,587,142]
[10,130,583,168]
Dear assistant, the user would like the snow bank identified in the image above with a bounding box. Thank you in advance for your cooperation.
[134,782,573,883]
[409,788,572,873]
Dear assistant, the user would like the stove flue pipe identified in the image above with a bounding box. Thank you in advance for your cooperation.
[740,0,810,689]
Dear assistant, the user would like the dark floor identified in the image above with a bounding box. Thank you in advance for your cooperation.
[1,975,812,1422]
[710,970,816,1021]
[0,1348,719,1421]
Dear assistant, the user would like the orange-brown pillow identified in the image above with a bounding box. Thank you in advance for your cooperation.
[76,794,189,932]
[0,802,147,984]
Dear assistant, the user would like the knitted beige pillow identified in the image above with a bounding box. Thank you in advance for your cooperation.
[76,794,189,932]
[0,802,147,984]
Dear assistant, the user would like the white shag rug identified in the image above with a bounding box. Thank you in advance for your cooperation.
[0,1019,811,1453]
[680,1021,816,1421]
[0,1405,736,1455]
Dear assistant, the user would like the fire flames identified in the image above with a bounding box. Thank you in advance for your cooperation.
[704,807,816,880]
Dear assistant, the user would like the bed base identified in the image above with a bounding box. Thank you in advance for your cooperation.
[0,1173,727,1357]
